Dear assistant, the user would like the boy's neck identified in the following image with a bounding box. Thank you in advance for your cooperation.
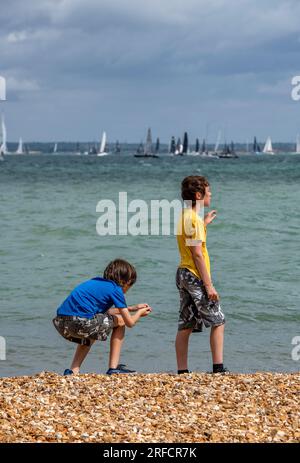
[192,204,203,214]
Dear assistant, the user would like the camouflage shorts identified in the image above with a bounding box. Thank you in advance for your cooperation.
[176,268,225,332]
[53,313,115,346]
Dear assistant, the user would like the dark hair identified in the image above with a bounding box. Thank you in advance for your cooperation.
[181,175,210,206]
[103,259,137,288]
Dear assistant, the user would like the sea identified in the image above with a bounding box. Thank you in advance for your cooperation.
[0,153,299,377]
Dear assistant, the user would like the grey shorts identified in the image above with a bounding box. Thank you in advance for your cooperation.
[176,268,225,332]
[53,313,115,346]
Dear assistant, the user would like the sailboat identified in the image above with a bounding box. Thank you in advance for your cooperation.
[211,130,222,156]
[169,136,176,155]
[295,135,300,154]
[155,137,160,154]
[182,132,189,154]
[97,132,109,156]
[134,128,159,158]
[253,136,262,154]
[53,143,58,154]
[115,140,121,153]
[218,140,239,159]
[15,137,24,154]
[263,136,274,155]
[201,139,207,155]
[175,137,183,155]
[0,114,9,154]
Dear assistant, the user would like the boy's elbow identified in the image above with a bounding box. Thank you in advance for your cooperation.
[192,250,203,260]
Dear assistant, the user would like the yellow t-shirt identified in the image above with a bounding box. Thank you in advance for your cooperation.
[177,208,211,279]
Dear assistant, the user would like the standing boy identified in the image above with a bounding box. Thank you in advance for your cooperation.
[53,259,152,375]
[175,176,227,374]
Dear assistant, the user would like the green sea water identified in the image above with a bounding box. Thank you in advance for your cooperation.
[0,153,299,376]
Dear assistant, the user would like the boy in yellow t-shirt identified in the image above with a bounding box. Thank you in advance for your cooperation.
[175,176,227,374]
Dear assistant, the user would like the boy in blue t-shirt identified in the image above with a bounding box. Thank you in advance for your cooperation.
[53,259,152,375]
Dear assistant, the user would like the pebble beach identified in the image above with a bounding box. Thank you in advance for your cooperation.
[0,372,299,443]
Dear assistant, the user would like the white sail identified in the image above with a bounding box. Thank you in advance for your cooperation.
[53,143,58,153]
[97,131,108,156]
[214,130,222,153]
[100,132,106,153]
[1,115,8,154]
[263,136,274,154]
[296,135,300,154]
[16,137,23,154]
[0,76,6,101]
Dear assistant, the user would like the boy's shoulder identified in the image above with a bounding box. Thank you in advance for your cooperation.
[181,208,204,226]
[89,277,121,291]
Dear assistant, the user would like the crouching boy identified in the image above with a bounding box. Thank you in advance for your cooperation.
[53,259,152,375]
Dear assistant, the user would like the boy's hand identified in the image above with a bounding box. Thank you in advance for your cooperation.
[205,284,219,301]
[204,210,217,226]
[138,306,152,317]
[129,303,150,312]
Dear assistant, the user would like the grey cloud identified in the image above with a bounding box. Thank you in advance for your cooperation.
[1,0,300,141]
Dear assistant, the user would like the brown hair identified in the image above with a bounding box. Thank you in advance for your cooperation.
[181,175,210,206]
[103,259,137,288]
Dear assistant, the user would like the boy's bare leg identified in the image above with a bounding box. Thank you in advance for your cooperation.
[108,314,125,369]
[70,340,95,374]
[210,324,225,364]
[175,328,193,371]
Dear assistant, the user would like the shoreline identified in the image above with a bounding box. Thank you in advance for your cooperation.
[1,372,299,443]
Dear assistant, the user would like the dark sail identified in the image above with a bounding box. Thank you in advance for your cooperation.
[155,137,160,153]
[253,137,257,152]
[115,140,121,153]
[182,132,188,154]
[170,136,176,154]
[201,139,206,154]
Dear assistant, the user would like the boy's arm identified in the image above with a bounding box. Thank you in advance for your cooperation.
[117,306,152,328]
[189,244,219,301]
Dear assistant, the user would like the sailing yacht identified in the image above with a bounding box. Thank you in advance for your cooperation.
[211,130,222,156]
[115,140,121,153]
[263,136,274,155]
[253,136,262,154]
[134,128,159,158]
[0,115,9,154]
[175,137,183,155]
[53,143,58,154]
[218,142,239,158]
[15,137,24,154]
[169,136,176,155]
[97,132,109,156]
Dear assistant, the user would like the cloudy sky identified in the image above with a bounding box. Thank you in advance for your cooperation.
[1,0,300,142]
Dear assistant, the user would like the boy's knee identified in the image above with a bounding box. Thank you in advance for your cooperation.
[113,315,125,328]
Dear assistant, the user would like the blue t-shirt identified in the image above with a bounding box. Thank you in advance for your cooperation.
[57,277,127,319]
